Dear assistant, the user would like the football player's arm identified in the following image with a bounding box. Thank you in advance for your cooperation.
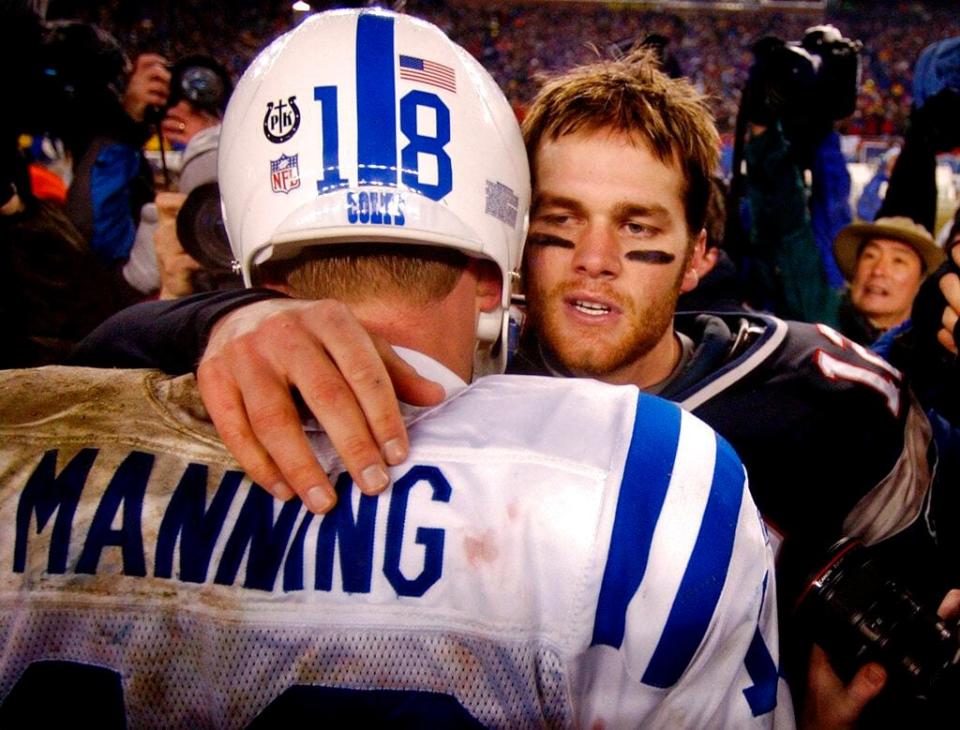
[70,288,286,373]
[596,419,788,728]
[646,485,787,728]
[197,297,444,511]
[71,291,445,513]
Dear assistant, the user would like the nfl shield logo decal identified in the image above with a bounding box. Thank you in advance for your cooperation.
[270,154,301,194]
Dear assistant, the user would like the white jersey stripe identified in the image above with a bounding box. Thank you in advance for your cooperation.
[643,430,745,687]
[621,408,718,678]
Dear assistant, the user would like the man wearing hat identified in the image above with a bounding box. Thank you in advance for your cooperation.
[834,215,945,344]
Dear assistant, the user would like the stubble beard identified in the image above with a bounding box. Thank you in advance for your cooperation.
[526,280,679,380]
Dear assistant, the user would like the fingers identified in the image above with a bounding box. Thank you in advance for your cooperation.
[938,588,960,622]
[160,119,189,147]
[285,301,412,485]
[220,344,340,512]
[123,54,171,121]
[160,102,218,147]
[802,645,885,730]
[134,52,169,71]
[937,327,957,355]
[155,192,187,220]
[939,272,960,355]
[197,298,441,514]
[840,662,886,718]
[197,363,299,503]
[376,338,447,413]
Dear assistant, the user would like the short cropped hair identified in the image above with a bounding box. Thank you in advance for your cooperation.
[522,49,720,235]
[259,244,469,305]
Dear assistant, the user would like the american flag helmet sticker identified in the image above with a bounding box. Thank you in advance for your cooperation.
[399,54,456,93]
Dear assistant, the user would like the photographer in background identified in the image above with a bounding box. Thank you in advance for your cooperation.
[0,2,139,367]
[878,37,960,235]
[123,55,233,297]
[158,55,230,150]
[43,21,170,265]
[734,25,861,325]
[871,37,960,420]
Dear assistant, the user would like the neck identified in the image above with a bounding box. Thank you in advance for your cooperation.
[865,311,907,332]
[350,298,477,382]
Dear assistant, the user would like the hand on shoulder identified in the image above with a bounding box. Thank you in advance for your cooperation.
[197,297,445,513]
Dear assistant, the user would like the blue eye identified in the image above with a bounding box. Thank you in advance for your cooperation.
[625,222,654,236]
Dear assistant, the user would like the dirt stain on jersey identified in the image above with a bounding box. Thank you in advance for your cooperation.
[463,530,498,567]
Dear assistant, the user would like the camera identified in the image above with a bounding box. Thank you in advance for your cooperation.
[30,21,129,147]
[176,181,235,274]
[795,539,960,712]
[145,54,233,128]
[747,25,862,127]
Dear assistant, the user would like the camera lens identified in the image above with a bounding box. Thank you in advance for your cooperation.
[796,540,960,701]
[179,66,226,108]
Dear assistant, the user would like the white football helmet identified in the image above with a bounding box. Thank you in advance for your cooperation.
[218,8,530,374]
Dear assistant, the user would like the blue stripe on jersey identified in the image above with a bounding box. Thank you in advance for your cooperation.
[591,395,681,648]
[641,434,745,688]
[356,13,397,187]
[742,573,779,716]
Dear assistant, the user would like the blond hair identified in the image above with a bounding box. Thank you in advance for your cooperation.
[522,49,720,234]
[258,244,468,305]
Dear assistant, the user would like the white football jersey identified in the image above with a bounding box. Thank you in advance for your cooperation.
[0,360,789,728]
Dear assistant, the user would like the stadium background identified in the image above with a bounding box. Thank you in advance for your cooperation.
[42,0,960,229]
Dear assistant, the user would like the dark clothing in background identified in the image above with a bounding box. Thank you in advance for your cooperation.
[2,198,140,367]
[65,114,156,264]
[676,248,746,312]
[744,124,840,325]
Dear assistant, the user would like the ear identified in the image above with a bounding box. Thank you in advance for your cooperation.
[694,245,720,278]
[680,229,707,294]
[470,259,503,313]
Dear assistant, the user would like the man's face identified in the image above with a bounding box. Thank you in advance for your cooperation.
[849,238,924,330]
[523,128,704,387]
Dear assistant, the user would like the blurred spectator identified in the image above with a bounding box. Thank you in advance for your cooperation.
[0,2,140,367]
[879,37,960,232]
[742,120,840,324]
[856,145,900,223]
[123,55,231,296]
[833,216,945,343]
[124,124,221,296]
[53,1,960,141]
[45,22,170,265]
[158,55,230,149]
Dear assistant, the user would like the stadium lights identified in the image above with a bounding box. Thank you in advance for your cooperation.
[292,1,312,25]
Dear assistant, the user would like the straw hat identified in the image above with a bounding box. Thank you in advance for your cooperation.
[833,216,945,281]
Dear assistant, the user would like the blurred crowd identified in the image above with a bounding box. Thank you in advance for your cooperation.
[57,0,960,136]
